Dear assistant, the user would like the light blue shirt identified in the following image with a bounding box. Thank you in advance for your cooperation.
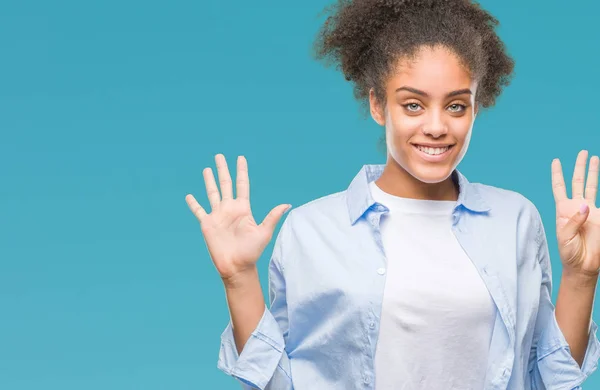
[217,164,600,389]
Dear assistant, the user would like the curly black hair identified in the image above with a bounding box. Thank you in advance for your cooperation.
[313,0,515,117]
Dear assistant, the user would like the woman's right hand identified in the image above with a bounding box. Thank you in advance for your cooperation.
[185,154,291,285]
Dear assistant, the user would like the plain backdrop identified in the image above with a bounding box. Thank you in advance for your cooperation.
[1,0,599,388]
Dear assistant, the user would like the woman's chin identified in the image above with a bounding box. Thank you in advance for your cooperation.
[409,164,454,184]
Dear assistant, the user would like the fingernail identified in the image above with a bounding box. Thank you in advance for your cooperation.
[284,205,292,213]
[580,204,589,214]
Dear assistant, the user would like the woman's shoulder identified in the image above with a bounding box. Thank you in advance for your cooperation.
[274,190,353,258]
[471,181,538,211]
[471,181,543,230]
[287,189,349,221]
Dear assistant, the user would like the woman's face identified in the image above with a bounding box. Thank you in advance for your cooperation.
[370,45,479,184]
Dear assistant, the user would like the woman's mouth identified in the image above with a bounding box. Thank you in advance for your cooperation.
[412,144,455,162]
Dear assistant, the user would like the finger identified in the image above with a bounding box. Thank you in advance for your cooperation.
[236,155,250,200]
[572,150,588,199]
[203,167,221,210]
[215,154,233,200]
[585,155,599,204]
[551,159,568,202]
[185,194,208,222]
[559,204,590,246]
[259,204,292,235]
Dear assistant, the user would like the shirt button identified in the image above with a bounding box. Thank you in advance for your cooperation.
[363,376,370,384]
[369,322,376,329]
[377,268,386,275]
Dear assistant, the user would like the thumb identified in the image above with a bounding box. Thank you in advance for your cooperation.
[259,204,292,235]
[560,203,590,244]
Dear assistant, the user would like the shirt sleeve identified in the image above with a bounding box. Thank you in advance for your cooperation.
[529,212,600,389]
[216,215,293,390]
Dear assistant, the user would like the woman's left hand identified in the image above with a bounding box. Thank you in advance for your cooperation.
[552,150,600,277]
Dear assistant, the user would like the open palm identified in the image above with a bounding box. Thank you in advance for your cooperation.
[185,154,291,282]
[552,150,600,276]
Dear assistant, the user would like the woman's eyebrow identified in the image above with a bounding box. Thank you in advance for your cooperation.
[395,86,472,98]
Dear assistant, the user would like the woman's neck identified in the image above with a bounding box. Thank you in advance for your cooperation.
[374,160,458,201]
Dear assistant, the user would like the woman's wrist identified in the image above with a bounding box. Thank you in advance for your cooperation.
[222,266,260,290]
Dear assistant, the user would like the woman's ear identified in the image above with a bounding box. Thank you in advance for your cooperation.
[369,88,385,126]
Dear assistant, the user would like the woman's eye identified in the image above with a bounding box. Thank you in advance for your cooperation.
[404,103,421,112]
[448,104,466,112]
[403,103,466,113]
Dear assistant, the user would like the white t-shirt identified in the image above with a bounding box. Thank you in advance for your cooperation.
[369,181,496,390]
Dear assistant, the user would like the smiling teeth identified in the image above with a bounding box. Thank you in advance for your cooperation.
[416,145,449,155]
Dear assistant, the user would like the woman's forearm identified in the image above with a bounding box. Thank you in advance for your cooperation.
[223,266,267,355]
[555,270,598,366]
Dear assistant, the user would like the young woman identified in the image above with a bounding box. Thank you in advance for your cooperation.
[185,0,600,389]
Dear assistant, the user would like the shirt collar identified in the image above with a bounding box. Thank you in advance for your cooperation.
[346,164,491,225]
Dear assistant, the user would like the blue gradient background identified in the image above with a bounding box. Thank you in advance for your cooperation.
[1,0,599,388]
